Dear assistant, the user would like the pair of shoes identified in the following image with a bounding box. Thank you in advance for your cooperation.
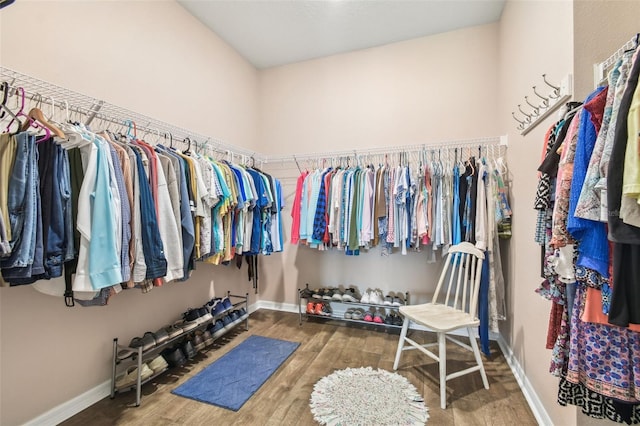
[202,329,214,346]
[369,290,385,305]
[148,355,169,374]
[191,331,206,352]
[311,288,325,299]
[391,310,404,326]
[341,286,361,303]
[331,289,345,301]
[115,363,154,389]
[392,295,404,306]
[344,308,355,319]
[173,319,198,333]
[306,301,332,316]
[237,307,249,320]
[363,308,374,322]
[373,308,385,324]
[182,340,197,360]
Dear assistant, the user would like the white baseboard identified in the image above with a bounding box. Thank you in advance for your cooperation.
[23,380,111,426]
[253,300,299,314]
[496,335,551,426]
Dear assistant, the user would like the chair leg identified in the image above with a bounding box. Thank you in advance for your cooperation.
[393,317,410,370]
[438,331,447,409]
[467,327,490,390]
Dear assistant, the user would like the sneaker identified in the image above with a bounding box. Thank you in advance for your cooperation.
[229,310,241,326]
[373,308,385,324]
[383,294,393,306]
[342,287,361,303]
[192,332,205,352]
[384,311,394,325]
[317,303,332,316]
[351,308,365,320]
[198,306,212,323]
[323,288,334,300]
[221,297,233,312]
[182,340,197,360]
[129,332,156,352]
[312,288,325,299]
[392,296,404,306]
[344,308,355,319]
[306,301,316,314]
[391,310,404,326]
[162,347,186,368]
[222,314,233,329]
[360,290,371,304]
[115,363,154,389]
[369,290,384,305]
[164,324,183,339]
[148,355,169,374]
[331,289,344,301]
[314,302,325,316]
[202,329,214,346]
[174,319,198,333]
[237,307,249,320]
[363,309,374,322]
[211,319,226,338]
[210,299,227,317]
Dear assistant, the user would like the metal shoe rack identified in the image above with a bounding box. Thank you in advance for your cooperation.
[110,292,249,407]
[298,285,409,331]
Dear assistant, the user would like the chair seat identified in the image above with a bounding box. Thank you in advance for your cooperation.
[399,303,479,333]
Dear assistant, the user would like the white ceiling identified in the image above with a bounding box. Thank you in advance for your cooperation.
[178,0,506,69]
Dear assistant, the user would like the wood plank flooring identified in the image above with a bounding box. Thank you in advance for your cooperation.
[61,309,537,426]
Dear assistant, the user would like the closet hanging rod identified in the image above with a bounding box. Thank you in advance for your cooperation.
[0,66,258,160]
[263,136,508,163]
[593,33,639,87]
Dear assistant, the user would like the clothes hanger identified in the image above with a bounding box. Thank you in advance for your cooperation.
[0,82,22,130]
[183,137,191,155]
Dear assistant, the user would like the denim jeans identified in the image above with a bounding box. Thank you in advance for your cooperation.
[132,149,167,279]
[1,132,39,281]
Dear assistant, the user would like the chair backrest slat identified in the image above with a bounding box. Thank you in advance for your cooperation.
[433,242,485,318]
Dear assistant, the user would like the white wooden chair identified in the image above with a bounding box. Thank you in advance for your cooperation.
[393,242,489,409]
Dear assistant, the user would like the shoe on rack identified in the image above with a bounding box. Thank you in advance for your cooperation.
[351,308,365,320]
[300,283,314,299]
[391,310,404,326]
[360,290,371,304]
[383,294,393,306]
[342,287,361,303]
[198,306,212,323]
[162,347,187,368]
[148,355,169,374]
[323,288,335,300]
[192,331,206,352]
[183,308,202,324]
[315,302,332,316]
[331,289,344,301]
[182,340,197,360]
[209,299,227,317]
[222,314,233,329]
[237,307,249,320]
[373,308,385,324]
[306,301,316,314]
[312,288,324,299]
[384,311,394,325]
[211,319,226,339]
[369,290,384,305]
[392,295,404,306]
[152,328,170,346]
[115,363,154,389]
[202,329,214,346]
[129,332,156,352]
[344,308,355,319]
[229,310,241,326]
[363,309,374,322]
[164,324,183,339]
[221,296,233,312]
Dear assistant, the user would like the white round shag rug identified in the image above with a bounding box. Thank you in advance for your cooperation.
[310,366,429,426]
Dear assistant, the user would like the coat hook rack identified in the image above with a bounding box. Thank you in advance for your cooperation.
[512,73,573,136]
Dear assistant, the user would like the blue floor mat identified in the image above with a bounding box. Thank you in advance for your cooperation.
[172,335,300,411]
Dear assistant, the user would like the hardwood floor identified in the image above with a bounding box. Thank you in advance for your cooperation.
[61,310,537,426]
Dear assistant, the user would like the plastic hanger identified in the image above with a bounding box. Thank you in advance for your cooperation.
[0,82,22,130]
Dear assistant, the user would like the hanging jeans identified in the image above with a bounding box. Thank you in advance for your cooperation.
[1,132,40,281]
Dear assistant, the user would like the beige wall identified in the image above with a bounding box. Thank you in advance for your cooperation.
[497,1,575,424]
[257,24,501,311]
[0,2,259,425]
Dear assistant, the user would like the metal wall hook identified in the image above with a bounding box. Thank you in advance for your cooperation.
[517,104,532,122]
[512,112,526,125]
[532,86,549,107]
[542,74,560,98]
[524,96,540,116]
